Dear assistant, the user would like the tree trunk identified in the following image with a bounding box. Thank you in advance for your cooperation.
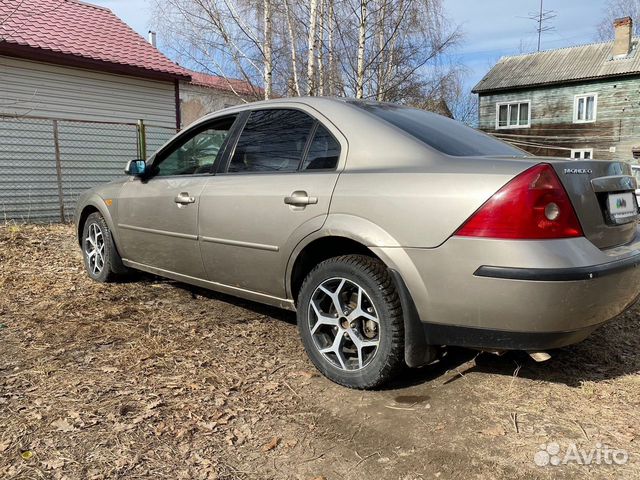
[307,0,319,95]
[356,0,368,99]
[381,0,403,101]
[263,0,273,99]
[376,0,387,101]
[284,0,301,96]
[327,0,335,95]
[318,0,325,96]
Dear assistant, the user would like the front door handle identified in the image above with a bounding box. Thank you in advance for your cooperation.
[284,191,318,206]
[174,192,195,205]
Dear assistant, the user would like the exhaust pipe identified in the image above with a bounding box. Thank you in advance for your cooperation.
[528,351,552,362]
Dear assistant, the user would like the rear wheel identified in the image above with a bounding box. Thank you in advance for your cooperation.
[297,255,405,389]
[81,212,126,282]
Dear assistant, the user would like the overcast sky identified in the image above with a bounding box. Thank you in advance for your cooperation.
[92,0,608,91]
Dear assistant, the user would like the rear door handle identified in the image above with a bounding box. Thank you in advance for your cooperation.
[284,191,318,206]
[174,192,195,205]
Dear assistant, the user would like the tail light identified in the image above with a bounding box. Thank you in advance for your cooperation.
[455,163,583,239]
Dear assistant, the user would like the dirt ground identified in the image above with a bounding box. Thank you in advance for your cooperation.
[1,224,639,480]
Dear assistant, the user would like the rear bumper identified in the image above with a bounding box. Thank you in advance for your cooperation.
[421,318,617,351]
[373,229,640,352]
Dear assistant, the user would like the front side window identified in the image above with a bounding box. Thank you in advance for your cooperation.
[496,101,530,128]
[570,148,593,159]
[228,109,315,173]
[574,94,597,123]
[153,116,235,176]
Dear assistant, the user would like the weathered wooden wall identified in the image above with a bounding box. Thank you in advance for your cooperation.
[477,77,640,162]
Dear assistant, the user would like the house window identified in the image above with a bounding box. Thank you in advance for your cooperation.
[573,93,597,123]
[496,101,530,128]
[570,148,594,160]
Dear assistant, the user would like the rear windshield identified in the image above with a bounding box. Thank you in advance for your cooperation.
[351,102,526,157]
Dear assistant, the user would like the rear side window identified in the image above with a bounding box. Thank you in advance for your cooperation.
[302,125,341,170]
[228,109,315,173]
[351,102,525,157]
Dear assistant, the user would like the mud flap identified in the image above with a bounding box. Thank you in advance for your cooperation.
[389,269,437,367]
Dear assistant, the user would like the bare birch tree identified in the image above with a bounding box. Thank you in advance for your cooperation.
[317,0,326,95]
[152,0,461,108]
[327,0,336,95]
[307,0,320,95]
[355,0,369,98]
[263,0,273,99]
[596,0,640,40]
[283,0,301,95]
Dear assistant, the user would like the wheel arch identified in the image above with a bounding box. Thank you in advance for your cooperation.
[285,214,437,368]
[286,214,402,303]
[289,236,380,304]
[76,198,119,248]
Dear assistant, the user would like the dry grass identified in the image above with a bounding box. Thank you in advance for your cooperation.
[0,224,318,479]
[1,224,639,480]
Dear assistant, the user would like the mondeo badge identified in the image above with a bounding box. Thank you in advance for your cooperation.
[564,168,593,174]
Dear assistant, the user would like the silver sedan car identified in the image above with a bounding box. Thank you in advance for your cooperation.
[75,98,640,389]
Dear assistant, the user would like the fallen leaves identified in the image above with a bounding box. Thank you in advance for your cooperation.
[263,381,280,391]
[42,458,65,470]
[290,370,319,380]
[99,366,119,373]
[262,436,280,452]
[51,418,76,433]
[4,223,640,480]
[481,425,506,437]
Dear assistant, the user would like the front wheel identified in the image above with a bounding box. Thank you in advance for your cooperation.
[297,255,405,389]
[81,212,126,282]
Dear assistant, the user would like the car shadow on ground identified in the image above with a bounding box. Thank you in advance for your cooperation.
[168,280,297,325]
[148,277,640,390]
[389,320,640,390]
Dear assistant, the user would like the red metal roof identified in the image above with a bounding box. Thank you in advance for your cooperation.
[0,0,189,80]
[188,70,262,97]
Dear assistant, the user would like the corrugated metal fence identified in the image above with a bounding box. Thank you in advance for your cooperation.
[0,115,176,222]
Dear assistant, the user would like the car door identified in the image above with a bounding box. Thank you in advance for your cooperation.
[116,115,237,277]
[198,107,344,299]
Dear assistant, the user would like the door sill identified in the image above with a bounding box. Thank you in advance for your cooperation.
[122,259,296,311]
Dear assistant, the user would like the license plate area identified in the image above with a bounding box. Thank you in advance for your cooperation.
[605,191,638,225]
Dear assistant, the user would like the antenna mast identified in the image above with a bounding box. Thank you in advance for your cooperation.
[527,0,557,51]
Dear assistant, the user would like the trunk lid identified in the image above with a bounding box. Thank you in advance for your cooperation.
[545,158,638,249]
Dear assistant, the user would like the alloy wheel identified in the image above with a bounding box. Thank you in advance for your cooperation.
[84,222,105,275]
[308,277,381,371]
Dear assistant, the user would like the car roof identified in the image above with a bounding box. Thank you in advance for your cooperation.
[188,97,438,170]
[198,96,355,118]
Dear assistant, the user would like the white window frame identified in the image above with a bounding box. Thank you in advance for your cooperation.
[570,148,594,160]
[573,93,598,124]
[495,100,531,129]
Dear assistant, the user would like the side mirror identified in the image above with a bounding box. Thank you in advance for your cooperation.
[125,159,146,176]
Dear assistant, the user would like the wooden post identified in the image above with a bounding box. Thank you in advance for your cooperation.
[136,119,147,160]
[52,119,65,223]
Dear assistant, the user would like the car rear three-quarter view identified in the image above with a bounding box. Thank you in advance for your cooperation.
[75,97,640,390]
